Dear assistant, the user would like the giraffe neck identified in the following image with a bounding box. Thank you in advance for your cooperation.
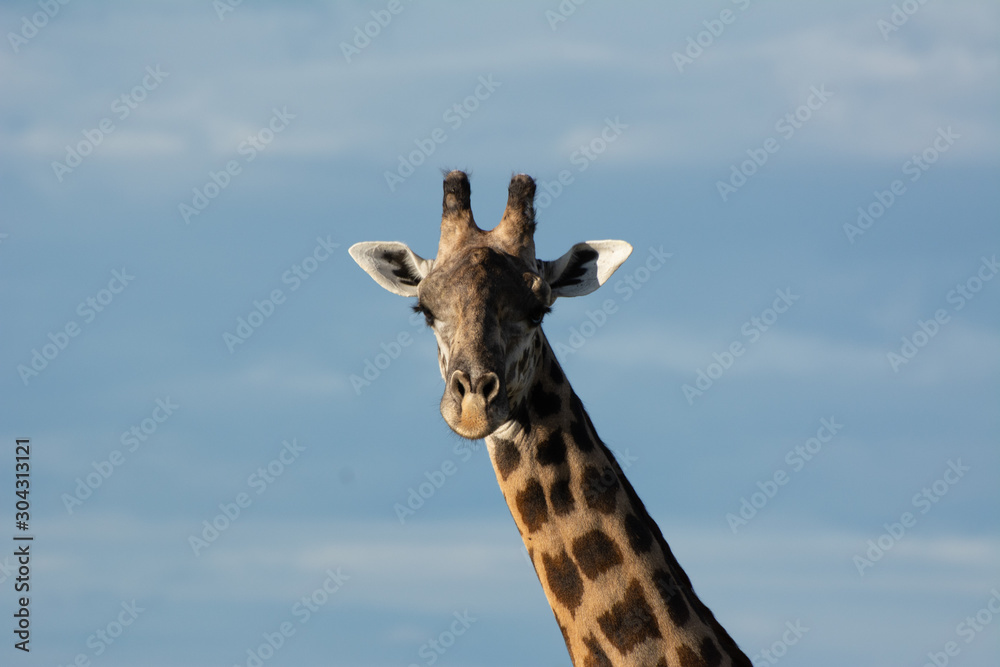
[484,335,750,667]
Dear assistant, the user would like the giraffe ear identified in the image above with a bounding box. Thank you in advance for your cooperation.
[542,240,633,298]
[349,242,433,297]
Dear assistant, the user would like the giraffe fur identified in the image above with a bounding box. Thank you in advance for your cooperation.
[349,171,751,666]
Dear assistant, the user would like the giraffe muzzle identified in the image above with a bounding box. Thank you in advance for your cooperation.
[443,369,507,439]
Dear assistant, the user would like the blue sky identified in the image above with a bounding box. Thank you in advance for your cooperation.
[1,1,998,665]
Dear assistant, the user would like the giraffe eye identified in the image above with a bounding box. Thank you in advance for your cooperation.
[529,306,551,326]
[412,303,435,326]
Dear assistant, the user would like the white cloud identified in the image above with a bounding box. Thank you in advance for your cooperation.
[574,320,1000,387]
[40,512,1000,630]
[3,1,995,175]
[164,358,354,408]
[626,5,1000,164]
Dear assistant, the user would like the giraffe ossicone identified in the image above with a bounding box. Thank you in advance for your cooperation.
[350,170,751,666]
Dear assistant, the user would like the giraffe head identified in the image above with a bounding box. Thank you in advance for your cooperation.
[350,171,631,439]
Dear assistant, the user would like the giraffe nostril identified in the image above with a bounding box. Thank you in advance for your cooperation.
[450,370,470,399]
[480,373,500,403]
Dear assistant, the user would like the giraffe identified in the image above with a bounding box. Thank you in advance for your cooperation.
[349,171,751,666]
